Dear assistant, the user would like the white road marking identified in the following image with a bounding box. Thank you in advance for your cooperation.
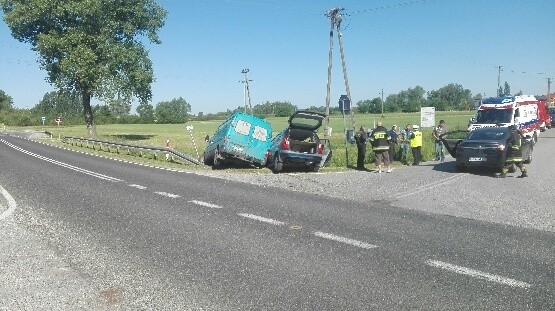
[394,174,466,199]
[129,184,148,190]
[1,139,122,182]
[189,200,223,209]
[426,260,531,289]
[237,213,285,226]
[314,231,378,249]
[154,192,181,198]
[0,185,17,221]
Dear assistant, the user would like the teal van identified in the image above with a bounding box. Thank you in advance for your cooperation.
[202,112,272,168]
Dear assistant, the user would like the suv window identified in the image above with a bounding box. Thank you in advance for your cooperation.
[234,120,251,136]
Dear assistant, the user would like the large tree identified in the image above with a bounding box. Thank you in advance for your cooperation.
[1,0,166,135]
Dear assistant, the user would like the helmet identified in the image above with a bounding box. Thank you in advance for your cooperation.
[412,125,419,130]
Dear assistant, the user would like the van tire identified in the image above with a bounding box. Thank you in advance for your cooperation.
[213,148,222,169]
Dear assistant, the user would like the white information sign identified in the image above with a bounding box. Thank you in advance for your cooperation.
[420,107,436,128]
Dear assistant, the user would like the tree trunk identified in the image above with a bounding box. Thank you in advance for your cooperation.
[82,91,96,136]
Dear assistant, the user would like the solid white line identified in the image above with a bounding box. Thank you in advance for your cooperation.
[237,213,285,226]
[1,139,122,182]
[314,231,378,249]
[154,192,181,198]
[426,260,531,289]
[189,200,223,209]
[0,185,17,221]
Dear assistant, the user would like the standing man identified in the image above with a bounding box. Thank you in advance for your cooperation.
[354,126,367,170]
[498,125,527,178]
[399,124,412,165]
[432,120,447,161]
[409,124,422,165]
[369,121,392,173]
[388,125,399,164]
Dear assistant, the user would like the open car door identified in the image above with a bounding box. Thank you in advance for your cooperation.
[439,130,469,158]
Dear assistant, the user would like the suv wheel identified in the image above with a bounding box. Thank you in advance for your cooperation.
[213,148,222,168]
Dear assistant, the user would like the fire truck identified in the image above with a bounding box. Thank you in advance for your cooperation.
[469,95,552,142]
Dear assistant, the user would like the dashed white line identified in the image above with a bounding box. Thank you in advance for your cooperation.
[154,192,181,198]
[314,231,378,249]
[0,185,17,221]
[394,174,466,199]
[129,184,148,190]
[237,213,285,226]
[189,200,223,209]
[426,260,531,289]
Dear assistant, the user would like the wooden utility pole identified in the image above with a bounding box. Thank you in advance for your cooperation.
[240,69,253,114]
[324,7,354,134]
[548,78,552,105]
[497,65,503,96]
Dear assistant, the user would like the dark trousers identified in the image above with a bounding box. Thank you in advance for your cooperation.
[356,144,366,169]
[412,146,422,165]
[388,142,397,162]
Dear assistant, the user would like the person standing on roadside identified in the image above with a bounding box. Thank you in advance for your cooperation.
[369,121,392,173]
[388,125,399,164]
[409,124,422,165]
[399,124,412,165]
[354,126,368,170]
[432,120,447,161]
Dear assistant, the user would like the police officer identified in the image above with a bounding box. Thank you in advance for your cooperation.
[499,125,527,178]
[409,124,423,165]
[354,126,367,170]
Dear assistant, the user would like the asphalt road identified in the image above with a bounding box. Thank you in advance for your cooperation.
[0,130,554,310]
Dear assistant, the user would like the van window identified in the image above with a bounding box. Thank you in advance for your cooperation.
[253,126,268,141]
[235,120,251,136]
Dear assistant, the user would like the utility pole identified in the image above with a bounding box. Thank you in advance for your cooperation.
[548,78,552,106]
[497,65,503,96]
[324,7,354,134]
[380,89,384,117]
[239,69,253,114]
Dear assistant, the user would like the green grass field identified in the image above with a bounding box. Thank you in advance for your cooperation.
[22,110,475,170]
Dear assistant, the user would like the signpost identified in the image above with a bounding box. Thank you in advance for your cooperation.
[55,116,62,126]
[420,107,435,128]
[40,116,46,125]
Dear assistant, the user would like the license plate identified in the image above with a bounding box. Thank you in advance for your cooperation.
[469,157,486,162]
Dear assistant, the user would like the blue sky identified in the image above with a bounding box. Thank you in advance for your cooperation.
[1,0,554,114]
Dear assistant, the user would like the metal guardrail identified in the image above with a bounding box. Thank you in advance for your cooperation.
[62,136,201,165]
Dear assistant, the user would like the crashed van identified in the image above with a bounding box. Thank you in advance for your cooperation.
[202,112,272,169]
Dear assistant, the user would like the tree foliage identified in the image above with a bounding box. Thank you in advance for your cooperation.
[32,91,82,116]
[0,90,14,111]
[1,0,167,135]
[155,97,191,124]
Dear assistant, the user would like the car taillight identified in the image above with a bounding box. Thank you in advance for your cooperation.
[265,150,271,159]
[317,144,323,154]
[281,136,290,150]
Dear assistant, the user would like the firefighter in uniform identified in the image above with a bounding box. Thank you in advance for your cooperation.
[499,125,527,178]
[369,121,392,173]
[354,126,367,170]
[409,124,423,165]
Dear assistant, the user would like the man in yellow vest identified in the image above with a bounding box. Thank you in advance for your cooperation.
[409,124,423,165]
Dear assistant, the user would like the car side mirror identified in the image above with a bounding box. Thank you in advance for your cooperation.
[205,135,210,142]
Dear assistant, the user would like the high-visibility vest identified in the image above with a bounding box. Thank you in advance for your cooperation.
[410,131,422,148]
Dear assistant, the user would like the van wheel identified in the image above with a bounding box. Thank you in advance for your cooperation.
[213,148,222,168]
[272,153,283,173]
